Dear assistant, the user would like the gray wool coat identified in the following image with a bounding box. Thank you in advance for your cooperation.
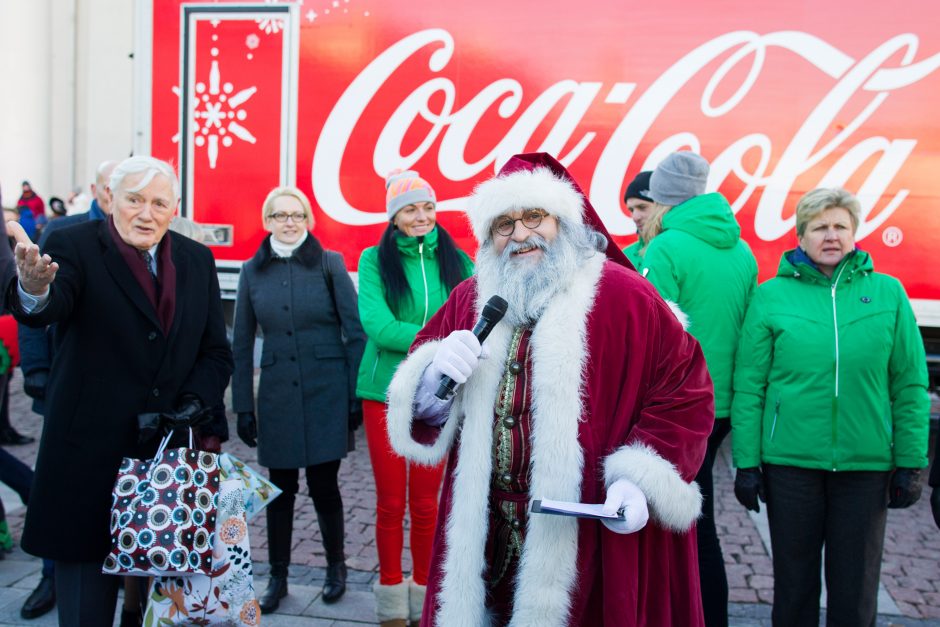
[232,234,365,468]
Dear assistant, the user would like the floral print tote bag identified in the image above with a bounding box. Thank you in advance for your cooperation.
[143,478,260,625]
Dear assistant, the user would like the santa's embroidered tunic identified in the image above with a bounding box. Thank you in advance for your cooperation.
[486,326,534,624]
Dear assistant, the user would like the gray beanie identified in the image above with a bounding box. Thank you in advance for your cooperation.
[649,152,710,207]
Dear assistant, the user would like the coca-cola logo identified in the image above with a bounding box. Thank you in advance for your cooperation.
[312,29,940,241]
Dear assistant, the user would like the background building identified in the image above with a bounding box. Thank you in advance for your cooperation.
[0,0,138,206]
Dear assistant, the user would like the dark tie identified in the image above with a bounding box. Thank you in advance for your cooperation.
[140,250,157,287]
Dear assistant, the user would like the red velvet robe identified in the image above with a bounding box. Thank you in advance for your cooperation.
[387,253,713,627]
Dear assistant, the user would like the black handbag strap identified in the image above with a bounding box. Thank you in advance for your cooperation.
[321,250,338,316]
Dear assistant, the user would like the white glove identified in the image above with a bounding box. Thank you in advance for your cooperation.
[601,478,649,534]
[427,330,484,386]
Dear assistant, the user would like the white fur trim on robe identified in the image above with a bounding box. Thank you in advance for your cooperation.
[386,340,461,466]
[385,251,607,627]
[665,300,689,329]
[603,442,702,531]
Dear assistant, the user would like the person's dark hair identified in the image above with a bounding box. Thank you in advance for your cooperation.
[377,224,466,315]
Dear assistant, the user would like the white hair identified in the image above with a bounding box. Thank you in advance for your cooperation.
[169,216,205,243]
[95,160,118,186]
[476,218,603,327]
[109,156,180,203]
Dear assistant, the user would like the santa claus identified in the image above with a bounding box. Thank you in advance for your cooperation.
[386,153,714,627]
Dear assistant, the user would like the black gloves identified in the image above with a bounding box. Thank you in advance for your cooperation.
[734,467,766,513]
[237,412,258,447]
[137,395,210,444]
[888,467,922,509]
[23,370,48,400]
[164,396,208,432]
[349,399,363,432]
[931,488,940,529]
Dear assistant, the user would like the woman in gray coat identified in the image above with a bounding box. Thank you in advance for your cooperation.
[232,186,365,614]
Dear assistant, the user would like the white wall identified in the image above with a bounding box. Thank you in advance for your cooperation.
[0,0,53,207]
[0,0,135,208]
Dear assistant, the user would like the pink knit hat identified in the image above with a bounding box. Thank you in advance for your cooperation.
[385,170,436,221]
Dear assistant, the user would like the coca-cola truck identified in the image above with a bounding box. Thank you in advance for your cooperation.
[136,1,940,387]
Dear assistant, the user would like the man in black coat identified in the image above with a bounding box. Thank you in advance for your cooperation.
[6,155,233,625]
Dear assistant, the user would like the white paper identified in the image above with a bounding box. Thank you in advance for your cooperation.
[531,498,624,520]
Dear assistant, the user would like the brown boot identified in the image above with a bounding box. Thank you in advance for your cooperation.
[408,577,426,627]
[374,580,409,627]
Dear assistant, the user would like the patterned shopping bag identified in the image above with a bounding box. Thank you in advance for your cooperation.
[218,453,282,520]
[143,479,260,626]
[103,432,221,577]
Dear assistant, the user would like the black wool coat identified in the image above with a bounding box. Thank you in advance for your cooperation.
[231,234,365,469]
[9,219,233,562]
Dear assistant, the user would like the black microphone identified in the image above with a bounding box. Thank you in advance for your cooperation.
[435,295,508,400]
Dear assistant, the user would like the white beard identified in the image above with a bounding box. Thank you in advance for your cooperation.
[475,226,597,328]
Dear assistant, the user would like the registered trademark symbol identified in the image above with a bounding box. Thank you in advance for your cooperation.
[882,226,903,247]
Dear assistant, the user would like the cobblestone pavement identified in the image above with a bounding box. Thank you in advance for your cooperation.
[0,370,936,625]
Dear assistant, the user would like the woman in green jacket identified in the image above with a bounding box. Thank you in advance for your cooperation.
[731,187,929,626]
[357,170,473,627]
[640,152,758,627]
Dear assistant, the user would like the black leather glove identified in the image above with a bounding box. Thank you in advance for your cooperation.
[164,395,208,432]
[349,399,363,432]
[23,370,48,400]
[931,488,940,530]
[734,467,766,513]
[888,467,922,509]
[237,412,258,447]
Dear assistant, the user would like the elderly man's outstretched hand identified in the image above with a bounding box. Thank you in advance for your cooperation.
[601,478,649,534]
[8,220,58,295]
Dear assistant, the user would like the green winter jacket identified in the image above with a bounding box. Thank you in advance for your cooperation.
[640,193,758,416]
[622,238,644,269]
[730,249,929,471]
[355,227,474,401]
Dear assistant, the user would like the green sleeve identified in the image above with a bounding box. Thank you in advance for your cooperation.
[357,248,422,353]
[459,250,475,279]
[640,240,679,302]
[887,281,930,468]
[730,292,773,468]
[0,342,10,376]
[622,242,643,269]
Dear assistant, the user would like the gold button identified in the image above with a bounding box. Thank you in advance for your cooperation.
[503,417,516,428]
[501,473,512,484]
[509,361,522,375]
[511,519,521,530]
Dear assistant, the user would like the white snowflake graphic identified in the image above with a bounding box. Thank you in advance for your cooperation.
[256,0,286,34]
[173,59,257,169]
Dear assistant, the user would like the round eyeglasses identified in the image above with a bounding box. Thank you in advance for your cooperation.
[268,212,307,223]
[492,209,549,237]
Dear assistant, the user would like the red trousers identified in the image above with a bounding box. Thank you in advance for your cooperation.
[363,399,444,585]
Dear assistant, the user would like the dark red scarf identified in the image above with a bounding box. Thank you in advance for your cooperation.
[108,216,176,334]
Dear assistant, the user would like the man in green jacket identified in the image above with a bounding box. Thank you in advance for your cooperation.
[640,152,758,627]
[621,170,654,268]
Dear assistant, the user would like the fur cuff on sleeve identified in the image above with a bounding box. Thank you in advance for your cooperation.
[386,340,460,466]
[665,300,689,330]
[604,442,702,531]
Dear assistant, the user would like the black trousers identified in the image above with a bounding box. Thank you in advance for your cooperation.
[695,417,731,627]
[763,464,890,627]
[267,460,343,516]
[55,560,119,626]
